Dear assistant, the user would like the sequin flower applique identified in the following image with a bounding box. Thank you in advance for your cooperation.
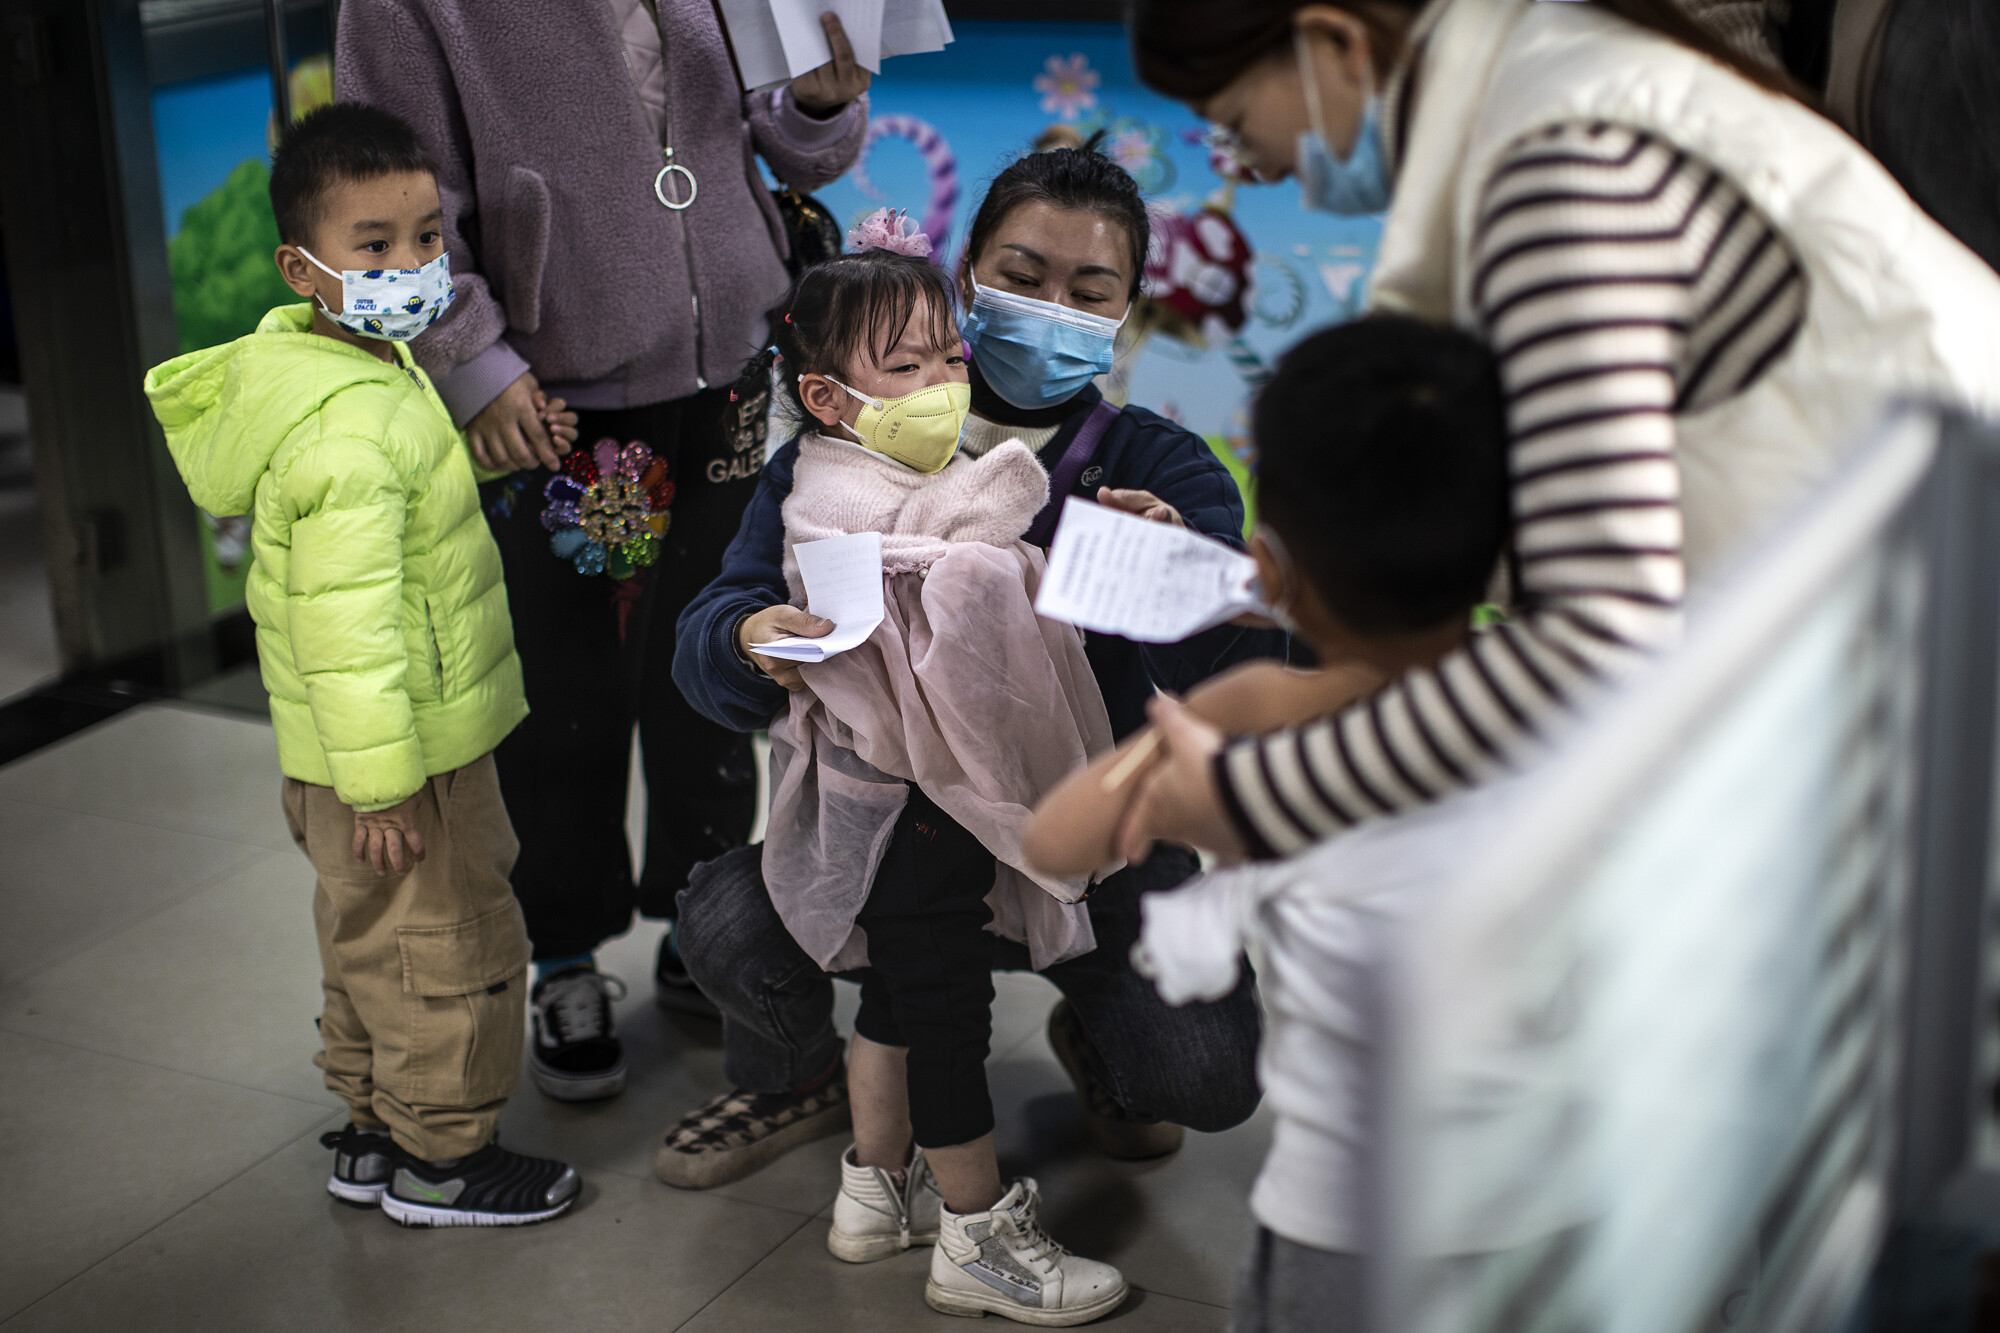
[542,439,674,579]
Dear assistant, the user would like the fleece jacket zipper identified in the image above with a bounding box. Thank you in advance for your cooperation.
[648,4,708,391]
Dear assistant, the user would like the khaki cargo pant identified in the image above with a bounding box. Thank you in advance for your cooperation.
[282,753,530,1162]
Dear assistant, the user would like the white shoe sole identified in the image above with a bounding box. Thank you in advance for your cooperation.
[826,1223,940,1263]
[923,1278,1129,1326]
[325,1176,385,1207]
[380,1193,576,1228]
[528,1052,627,1102]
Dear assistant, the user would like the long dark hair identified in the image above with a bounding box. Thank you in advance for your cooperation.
[733,249,960,423]
[962,142,1151,300]
[1127,0,1809,105]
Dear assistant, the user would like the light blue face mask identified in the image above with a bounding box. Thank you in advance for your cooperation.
[961,282,1126,411]
[1294,34,1392,217]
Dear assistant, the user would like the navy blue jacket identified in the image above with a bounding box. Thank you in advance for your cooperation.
[673,385,1287,740]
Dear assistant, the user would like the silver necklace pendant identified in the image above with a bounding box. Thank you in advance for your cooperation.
[655,145,696,210]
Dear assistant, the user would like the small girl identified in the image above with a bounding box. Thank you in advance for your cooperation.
[734,212,1129,1327]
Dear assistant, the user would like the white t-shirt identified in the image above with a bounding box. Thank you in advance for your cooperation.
[1137,785,1516,1252]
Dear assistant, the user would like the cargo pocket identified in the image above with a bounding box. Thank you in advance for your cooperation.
[397,902,530,1106]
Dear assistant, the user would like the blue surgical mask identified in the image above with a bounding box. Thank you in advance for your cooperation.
[961,282,1125,411]
[1294,34,1391,217]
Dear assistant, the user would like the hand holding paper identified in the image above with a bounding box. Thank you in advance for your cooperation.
[714,0,953,92]
[750,531,886,663]
[1034,499,1271,644]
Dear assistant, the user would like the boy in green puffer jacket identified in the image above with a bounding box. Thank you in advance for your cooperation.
[143,104,583,1229]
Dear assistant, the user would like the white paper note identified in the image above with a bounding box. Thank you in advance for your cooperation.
[716,0,953,91]
[749,531,886,662]
[1034,500,1270,644]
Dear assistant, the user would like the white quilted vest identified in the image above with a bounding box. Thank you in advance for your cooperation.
[1369,0,2000,577]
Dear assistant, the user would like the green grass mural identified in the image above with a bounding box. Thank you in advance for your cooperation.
[167,158,294,357]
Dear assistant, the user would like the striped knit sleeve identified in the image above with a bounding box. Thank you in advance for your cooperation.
[1216,123,1806,857]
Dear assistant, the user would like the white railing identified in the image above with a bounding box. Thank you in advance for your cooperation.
[1370,410,2000,1333]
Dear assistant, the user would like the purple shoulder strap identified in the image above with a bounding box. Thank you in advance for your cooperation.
[1024,399,1121,548]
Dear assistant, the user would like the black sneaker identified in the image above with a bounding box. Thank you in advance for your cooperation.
[382,1142,581,1228]
[320,1123,395,1207]
[654,921,720,1020]
[529,967,628,1102]
[1047,1000,1184,1160]
[654,1070,851,1189]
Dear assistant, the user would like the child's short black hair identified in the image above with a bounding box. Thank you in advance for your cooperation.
[735,250,960,422]
[1254,315,1510,633]
[268,102,436,247]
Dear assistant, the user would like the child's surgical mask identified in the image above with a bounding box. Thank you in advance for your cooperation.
[809,374,972,474]
[299,247,454,341]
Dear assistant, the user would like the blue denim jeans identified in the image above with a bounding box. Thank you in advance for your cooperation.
[676,841,1263,1132]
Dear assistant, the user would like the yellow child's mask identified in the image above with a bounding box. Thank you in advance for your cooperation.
[811,374,972,474]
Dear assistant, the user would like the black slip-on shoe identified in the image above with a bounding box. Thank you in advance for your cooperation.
[382,1142,581,1228]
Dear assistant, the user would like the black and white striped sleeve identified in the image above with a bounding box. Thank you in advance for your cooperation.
[1215,124,1806,857]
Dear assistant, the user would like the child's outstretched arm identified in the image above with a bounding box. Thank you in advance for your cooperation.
[1023,659,1383,877]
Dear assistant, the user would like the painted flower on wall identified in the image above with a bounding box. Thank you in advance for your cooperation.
[1034,54,1099,121]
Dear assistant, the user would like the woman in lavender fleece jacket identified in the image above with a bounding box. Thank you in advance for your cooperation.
[336,0,869,1103]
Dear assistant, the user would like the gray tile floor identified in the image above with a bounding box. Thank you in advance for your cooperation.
[0,702,1264,1330]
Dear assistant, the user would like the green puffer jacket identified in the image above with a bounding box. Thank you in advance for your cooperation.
[145,304,526,811]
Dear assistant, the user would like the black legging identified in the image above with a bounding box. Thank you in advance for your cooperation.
[850,786,1002,1148]
[480,389,766,961]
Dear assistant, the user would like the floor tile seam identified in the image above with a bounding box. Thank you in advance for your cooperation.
[1131,1283,1232,1311]
[568,1153,837,1219]
[0,839,278,989]
[665,1210,821,1333]
[0,789,290,853]
[0,1110,343,1331]
[0,1025,340,1112]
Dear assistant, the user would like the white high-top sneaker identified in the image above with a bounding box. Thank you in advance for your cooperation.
[827,1144,942,1262]
[926,1178,1128,1325]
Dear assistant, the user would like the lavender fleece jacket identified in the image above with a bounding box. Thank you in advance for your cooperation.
[334,0,869,423]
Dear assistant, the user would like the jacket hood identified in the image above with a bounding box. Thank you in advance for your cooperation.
[144,304,413,515]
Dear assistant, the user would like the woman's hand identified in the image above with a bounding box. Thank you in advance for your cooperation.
[1097,486,1184,527]
[351,792,427,877]
[791,14,872,114]
[1115,695,1246,864]
[737,604,835,692]
[467,371,570,473]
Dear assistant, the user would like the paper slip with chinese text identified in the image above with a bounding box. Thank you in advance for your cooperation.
[1034,500,1271,644]
[748,531,885,662]
[714,0,953,92]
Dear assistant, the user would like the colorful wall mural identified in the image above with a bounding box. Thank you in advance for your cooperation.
[802,22,1383,458]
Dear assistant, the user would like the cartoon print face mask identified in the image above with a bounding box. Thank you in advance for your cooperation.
[298,248,454,341]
